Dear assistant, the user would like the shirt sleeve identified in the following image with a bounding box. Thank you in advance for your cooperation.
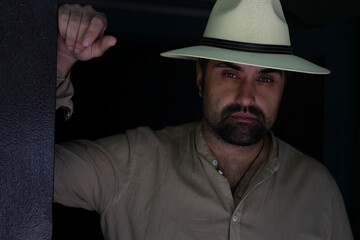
[56,70,74,120]
[54,133,133,213]
[330,184,354,240]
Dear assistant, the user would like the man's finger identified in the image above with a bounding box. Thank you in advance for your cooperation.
[58,4,71,38]
[65,5,83,51]
[82,13,107,48]
[74,5,96,53]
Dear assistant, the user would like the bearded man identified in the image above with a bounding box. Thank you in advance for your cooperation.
[55,0,353,239]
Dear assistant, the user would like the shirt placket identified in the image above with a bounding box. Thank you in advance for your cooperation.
[229,155,279,239]
[196,126,279,239]
[229,203,242,239]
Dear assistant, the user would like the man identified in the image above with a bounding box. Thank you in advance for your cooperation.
[55,0,353,239]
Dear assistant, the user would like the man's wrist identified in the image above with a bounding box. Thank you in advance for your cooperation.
[57,52,77,77]
[56,70,74,120]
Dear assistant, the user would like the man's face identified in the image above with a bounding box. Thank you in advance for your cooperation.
[197,60,285,146]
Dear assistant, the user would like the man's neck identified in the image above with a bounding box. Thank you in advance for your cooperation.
[201,121,268,191]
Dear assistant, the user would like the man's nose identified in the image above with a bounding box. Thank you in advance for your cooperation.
[235,80,256,106]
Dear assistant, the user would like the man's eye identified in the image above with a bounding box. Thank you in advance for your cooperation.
[259,77,273,83]
[224,72,237,79]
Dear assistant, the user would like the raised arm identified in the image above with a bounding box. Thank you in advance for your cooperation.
[57,4,117,77]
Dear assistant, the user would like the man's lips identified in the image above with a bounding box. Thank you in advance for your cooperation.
[229,112,257,123]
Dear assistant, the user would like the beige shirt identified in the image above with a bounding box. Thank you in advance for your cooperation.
[55,122,353,240]
[56,71,74,120]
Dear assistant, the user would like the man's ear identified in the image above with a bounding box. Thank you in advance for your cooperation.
[196,61,203,93]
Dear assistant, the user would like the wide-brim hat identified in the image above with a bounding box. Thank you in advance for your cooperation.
[161,0,330,74]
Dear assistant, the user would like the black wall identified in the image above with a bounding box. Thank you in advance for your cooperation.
[0,1,57,239]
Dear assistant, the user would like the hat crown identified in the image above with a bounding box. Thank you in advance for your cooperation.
[203,0,291,46]
[161,0,330,74]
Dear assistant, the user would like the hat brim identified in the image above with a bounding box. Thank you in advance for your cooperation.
[161,45,330,75]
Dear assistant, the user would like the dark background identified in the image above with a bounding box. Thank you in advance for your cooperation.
[50,0,359,239]
[0,0,57,239]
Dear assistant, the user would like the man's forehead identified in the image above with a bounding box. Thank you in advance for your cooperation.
[208,60,284,75]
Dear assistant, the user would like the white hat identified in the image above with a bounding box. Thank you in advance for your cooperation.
[161,0,330,74]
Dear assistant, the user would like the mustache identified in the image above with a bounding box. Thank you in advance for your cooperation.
[221,104,266,121]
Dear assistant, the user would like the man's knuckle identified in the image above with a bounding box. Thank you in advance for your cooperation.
[59,5,70,17]
[60,3,70,10]
[72,4,81,9]
[84,5,95,12]
[92,16,106,28]
[70,12,81,22]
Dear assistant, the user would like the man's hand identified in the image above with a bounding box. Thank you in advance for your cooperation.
[57,4,117,77]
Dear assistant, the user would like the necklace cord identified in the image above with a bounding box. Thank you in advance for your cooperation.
[232,139,265,191]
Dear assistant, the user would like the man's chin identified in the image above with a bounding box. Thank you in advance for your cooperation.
[216,123,266,146]
[220,134,262,146]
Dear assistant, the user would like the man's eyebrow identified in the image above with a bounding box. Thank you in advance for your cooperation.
[259,68,284,76]
[215,62,284,76]
[215,62,243,71]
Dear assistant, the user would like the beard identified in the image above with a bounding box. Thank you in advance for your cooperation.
[204,104,269,146]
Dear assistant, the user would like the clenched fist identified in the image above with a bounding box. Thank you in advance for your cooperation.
[57,4,117,76]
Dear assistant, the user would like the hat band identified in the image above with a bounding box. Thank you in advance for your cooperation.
[200,37,294,54]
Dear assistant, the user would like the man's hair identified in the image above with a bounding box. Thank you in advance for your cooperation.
[198,58,208,93]
[198,58,208,75]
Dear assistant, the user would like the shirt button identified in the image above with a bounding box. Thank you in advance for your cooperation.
[232,216,238,222]
[212,160,218,167]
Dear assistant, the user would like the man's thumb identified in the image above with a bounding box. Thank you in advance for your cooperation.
[92,36,117,58]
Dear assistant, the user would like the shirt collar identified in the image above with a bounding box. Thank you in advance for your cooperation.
[195,123,280,178]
